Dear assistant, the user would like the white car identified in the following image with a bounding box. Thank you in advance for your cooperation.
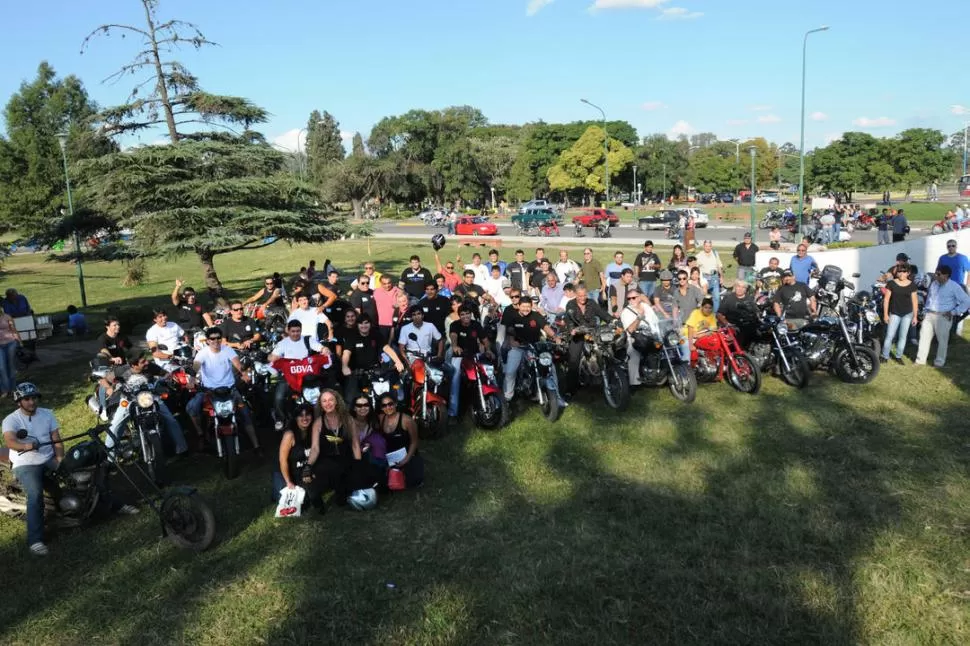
[758,192,780,204]
[675,208,710,228]
[518,199,549,214]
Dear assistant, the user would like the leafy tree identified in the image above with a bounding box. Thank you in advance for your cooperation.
[324,136,396,219]
[306,110,343,184]
[469,136,517,207]
[808,132,883,200]
[689,132,718,150]
[547,126,633,202]
[688,149,739,192]
[634,134,689,197]
[80,0,345,297]
[351,132,366,157]
[0,62,115,237]
[889,128,952,196]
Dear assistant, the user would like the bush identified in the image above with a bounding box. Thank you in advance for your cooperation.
[122,258,148,286]
[826,241,874,249]
[379,206,415,220]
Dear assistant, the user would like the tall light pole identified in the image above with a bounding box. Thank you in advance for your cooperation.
[749,146,757,239]
[56,132,87,308]
[581,98,609,205]
[662,162,667,203]
[632,164,637,214]
[798,25,830,232]
[963,121,968,176]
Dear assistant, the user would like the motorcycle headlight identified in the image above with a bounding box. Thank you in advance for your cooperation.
[845,322,858,335]
[302,387,321,404]
[213,400,234,416]
[776,323,788,335]
[374,381,391,396]
[426,367,444,383]
[599,330,614,344]
[865,311,880,325]
[664,330,681,347]
[538,352,553,367]
[255,363,272,375]
[136,391,155,409]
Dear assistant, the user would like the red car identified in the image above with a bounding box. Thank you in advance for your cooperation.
[571,208,620,227]
[455,216,498,236]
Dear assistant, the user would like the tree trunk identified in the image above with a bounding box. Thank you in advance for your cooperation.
[196,248,227,306]
[351,198,363,220]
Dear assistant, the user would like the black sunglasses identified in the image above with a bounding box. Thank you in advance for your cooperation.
[207,336,223,342]
[354,402,370,408]
[380,401,396,409]
[230,307,243,312]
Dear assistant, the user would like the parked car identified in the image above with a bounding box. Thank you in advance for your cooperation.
[637,210,679,231]
[757,191,780,203]
[455,217,498,236]
[717,192,735,203]
[517,199,550,214]
[698,193,718,204]
[572,208,620,228]
[418,207,445,222]
[681,208,709,228]
[511,208,562,229]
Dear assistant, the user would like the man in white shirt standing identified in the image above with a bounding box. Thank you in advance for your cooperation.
[186,327,261,456]
[694,240,724,313]
[553,249,580,285]
[915,265,970,367]
[288,293,332,343]
[145,309,187,370]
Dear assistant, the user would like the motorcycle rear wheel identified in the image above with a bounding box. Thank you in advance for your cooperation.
[145,433,168,486]
[834,344,879,384]
[780,355,811,389]
[161,492,216,552]
[221,436,240,480]
[728,355,762,394]
[668,364,697,403]
[931,224,944,235]
[602,363,630,411]
[475,393,508,430]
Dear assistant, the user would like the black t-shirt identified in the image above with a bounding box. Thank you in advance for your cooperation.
[175,301,206,330]
[718,292,757,325]
[324,299,352,326]
[634,252,661,281]
[757,267,784,293]
[344,330,387,370]
[733,243,759,268]
[454,282,484,304]
[506,310,546,345]
[773,283,812,318]
[654,285,677,315]
[416,295,452,335]
[529,269,549,290]
[449,320,485,355]
[564,298,611,330]
[505,262,530,291]
[885,280,917,317]
[220,317,258,344]
[349,289,378,322]
[400,267,434,298]
[100,333,133,360]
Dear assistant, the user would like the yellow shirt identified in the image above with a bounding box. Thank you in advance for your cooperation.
[683,309,717,337]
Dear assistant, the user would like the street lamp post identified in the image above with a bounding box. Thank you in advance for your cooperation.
[662,163,667,203]
[749,147,757,239]
[632,164,637,214]
[798,25,830,232]
[56,132,87,308]
[964,121,968,176]
[581,99,609,205]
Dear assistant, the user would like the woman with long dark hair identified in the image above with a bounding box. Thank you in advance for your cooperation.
[377,395,424,488]
[273,403,321,510]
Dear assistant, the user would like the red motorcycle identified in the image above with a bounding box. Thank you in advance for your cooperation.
[461,353,507,429]
[402,351,448,439]
[931,217,970,235]
[690,326,761,394]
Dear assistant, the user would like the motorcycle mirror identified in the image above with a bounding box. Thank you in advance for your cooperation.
[15,429,27,439]
[408,332,418,341]
[851,273,860,278]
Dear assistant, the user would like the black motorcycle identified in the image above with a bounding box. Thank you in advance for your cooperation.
[202,387,243,479]
[111,380,171,485]
[794,267,879,384]
[746,314,811,388]
[237,344,277,428]
[11,426,215,551]
[512,341,564,422]
[630,322,697,403]
[842,289,882,358]
[572,323,630,411]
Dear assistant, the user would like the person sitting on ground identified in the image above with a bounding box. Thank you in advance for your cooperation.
[349,395,386,465]
[312,389,369,510]
[273,403,321,512]
[2,289,31,317]
[66,305,87,336]
[377,394,424,489]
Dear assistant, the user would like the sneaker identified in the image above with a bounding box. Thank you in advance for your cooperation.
[29,542,49,556]
[117,504,140,515]
[892,357,904,365]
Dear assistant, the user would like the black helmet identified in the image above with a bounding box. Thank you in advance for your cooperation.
[14,382,40,402]
[431,234,446,251]
[851,290,872,304]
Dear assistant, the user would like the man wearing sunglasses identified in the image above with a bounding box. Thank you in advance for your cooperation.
[221,300,261,351]
[243,276,286,315]
[341,313,405,404]
[187,329,261,456]
[563,283,613,395]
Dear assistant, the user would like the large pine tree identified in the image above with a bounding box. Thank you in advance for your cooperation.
[306,110,344,185]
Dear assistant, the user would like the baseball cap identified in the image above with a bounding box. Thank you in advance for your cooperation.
[896,253,909,261]
[743,232,752,239]
[782,269,794,277]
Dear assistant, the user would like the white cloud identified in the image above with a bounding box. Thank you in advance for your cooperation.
[852,116,896,128]
[749,104,773,112]
[641,100,667,111]
[589,0,669,9]
[526,0,553,16]
[824,132,843,144]
[657,6,703,19]
[668,120,694,137]
[952,104,970,116]
[271,128,306,153]
[810,111,828,121]
[726,119,749,126]
[757,114,782,124]
[340,131,354,141]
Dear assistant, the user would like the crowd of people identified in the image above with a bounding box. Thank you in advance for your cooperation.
[4,235,970,554]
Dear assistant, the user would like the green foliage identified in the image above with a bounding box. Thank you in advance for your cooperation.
[889,128,952,192]
[635,134,689,196]
[547,126,634,197]
[306,109,343,184]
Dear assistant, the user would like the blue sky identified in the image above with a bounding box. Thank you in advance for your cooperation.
[1,0,967,152]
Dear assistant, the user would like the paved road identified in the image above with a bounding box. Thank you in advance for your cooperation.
[376,220,930,247]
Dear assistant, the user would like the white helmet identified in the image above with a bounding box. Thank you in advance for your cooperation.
[347,488,377,511]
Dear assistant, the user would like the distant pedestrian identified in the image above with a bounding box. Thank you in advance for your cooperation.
[876,208,891,245]
[891,209,909,243]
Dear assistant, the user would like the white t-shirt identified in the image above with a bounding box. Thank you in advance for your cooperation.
[271,337,323,361]
[194,346,238,389]
[554,260,580,285]
[398,322,441,355]
[481,276,505,302]
[465,263,489,285]
[621,303,660,337]
[146,321,186,364]
[288,307,330,341]
[3,407,59,468]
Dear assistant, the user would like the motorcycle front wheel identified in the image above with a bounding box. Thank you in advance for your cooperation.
[728,355,762,394]
[780,354,811,389]
[602,363,630,411]
[539,386,561,422]
[834,344,879,384]
[668,364,697,403]
[161,491,216,552]
[422,401,448,439]
[475,393,508,430]
[221,436,240,480]
[145,433,167,486]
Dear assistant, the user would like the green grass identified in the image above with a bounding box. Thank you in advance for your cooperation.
[2,241,970,645]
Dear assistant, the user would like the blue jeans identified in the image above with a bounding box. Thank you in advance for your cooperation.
[0,341,17,393]
[832,222,841,242]
[639,281,656,298]
[108,399,188,454]
[448,356,464,417]
[882,313,913,359]
[12,459,58,545]
[707,274,721,312]
[589,289,601,304]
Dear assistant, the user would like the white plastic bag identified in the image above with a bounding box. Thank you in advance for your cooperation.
[275,486,306,517]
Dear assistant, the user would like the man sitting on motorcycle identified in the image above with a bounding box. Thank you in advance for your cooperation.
[340,313,405,405]
[619,288,661,387]
[268,319,331,429]
[717,280,758,346]
[684,298,718,357]
[398,308,449,401]
[563,283,613,395]
[773,270,816,326]
[187,328,262,456]
[502,297,565,407]
[448,304,491,422]
[221,300,262,351]
[104,350,189,458]
[145,309,188,370]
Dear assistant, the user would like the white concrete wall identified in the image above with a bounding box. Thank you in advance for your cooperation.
[753,230,970,288]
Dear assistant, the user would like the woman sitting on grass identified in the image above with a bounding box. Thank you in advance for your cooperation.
[349,395,386,466]
[377,396,424,489]
[274,403,322,512]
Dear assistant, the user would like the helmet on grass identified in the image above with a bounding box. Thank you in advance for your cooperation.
[347,488,377,510]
